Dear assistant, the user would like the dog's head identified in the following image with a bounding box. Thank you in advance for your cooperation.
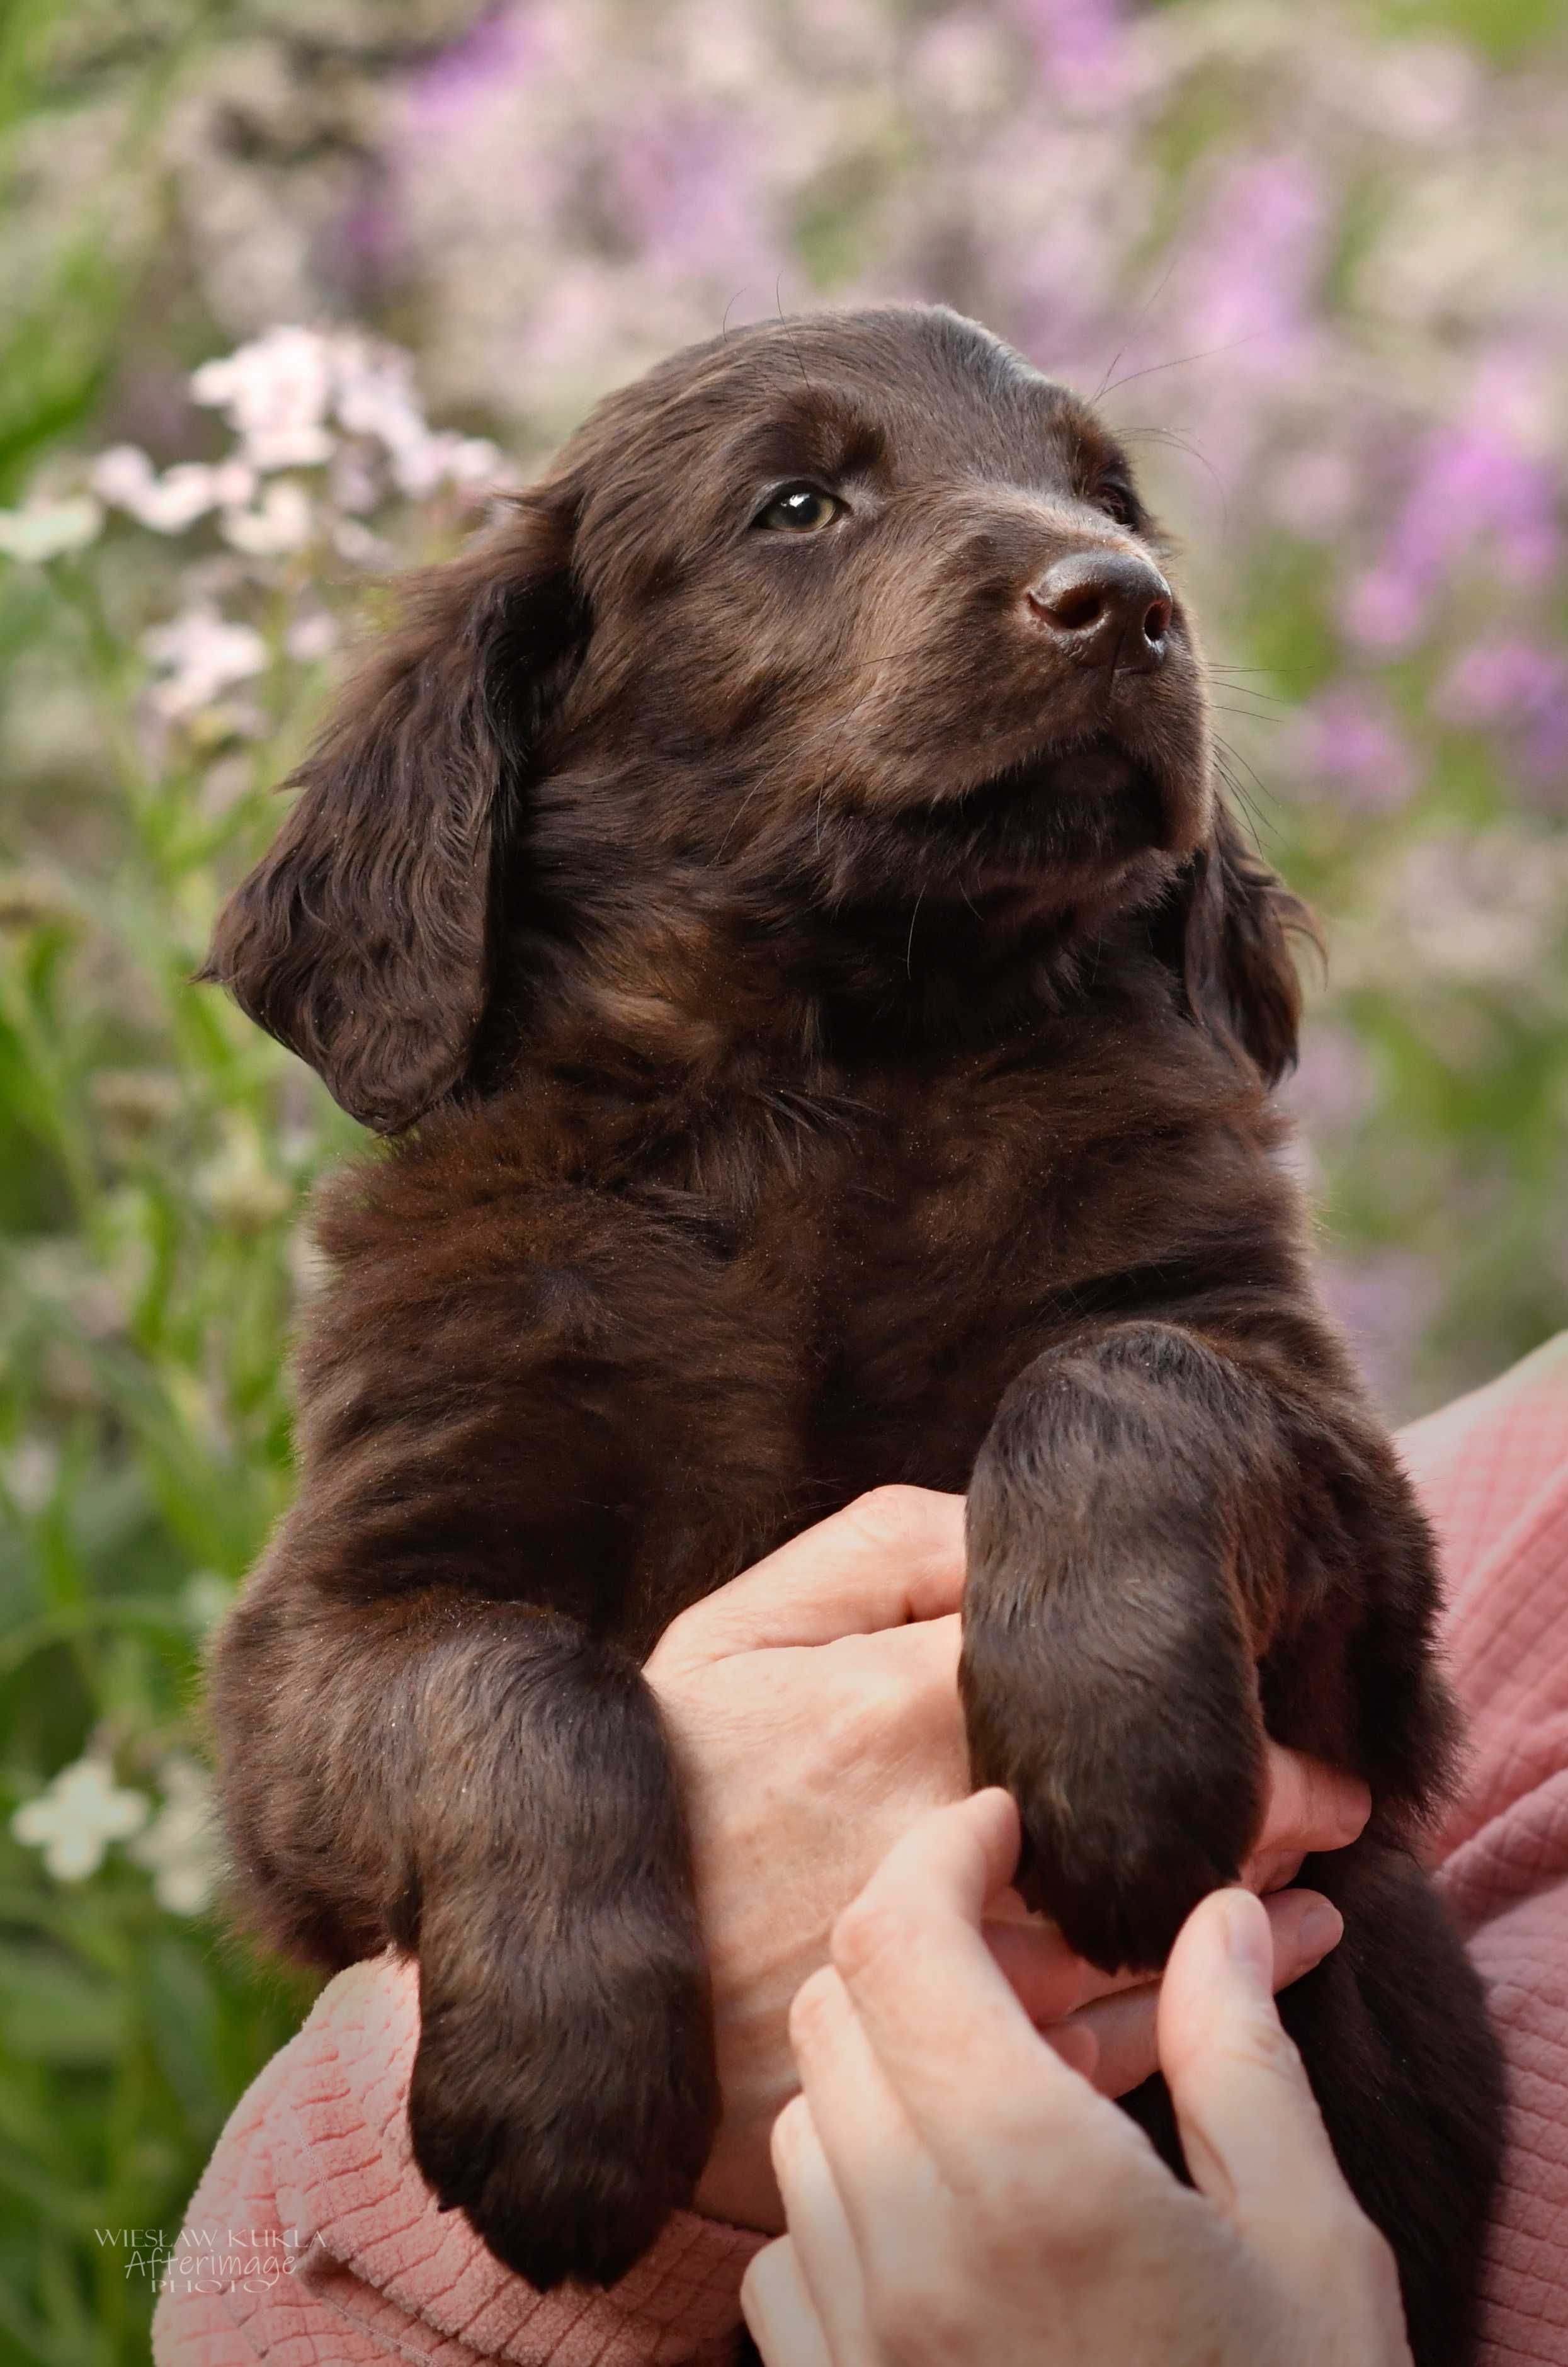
[204,305,1308,1132]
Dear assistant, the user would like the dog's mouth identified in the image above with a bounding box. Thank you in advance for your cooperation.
[896,729,1174,896]
[953,732,1164,823]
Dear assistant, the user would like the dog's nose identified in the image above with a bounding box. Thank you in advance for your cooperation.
[1025,550,1173,673]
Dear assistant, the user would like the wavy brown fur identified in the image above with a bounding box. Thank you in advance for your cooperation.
[202,307,1501,2356]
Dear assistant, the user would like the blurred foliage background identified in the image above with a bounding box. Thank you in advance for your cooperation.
[1,0,1566,2356]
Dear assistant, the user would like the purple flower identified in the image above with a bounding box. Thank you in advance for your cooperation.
[1436,638,1568,804]
[1285,685,1419,811]
[1139,152,1327,492]
[408,4,541,127]
[1342,355,1561,652]
[1339,568,1426,653]
[613,108,764,280]
[1178,153,1326,372]
[1008,0,1128,109]
[1437,638,1567,727]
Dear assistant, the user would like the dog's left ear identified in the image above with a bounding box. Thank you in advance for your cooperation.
[201,488,584,1134]
[1166,803,1318,1087]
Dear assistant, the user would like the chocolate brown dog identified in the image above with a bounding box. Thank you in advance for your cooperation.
[203,305,1502,2363]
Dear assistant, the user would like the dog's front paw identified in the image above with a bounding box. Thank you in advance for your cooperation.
[409,1924,719,2290]
[960,1604,1267,1974]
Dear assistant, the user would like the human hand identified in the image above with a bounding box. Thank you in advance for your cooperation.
[742,1788,1411,2367]
[645,1488,1369,2232]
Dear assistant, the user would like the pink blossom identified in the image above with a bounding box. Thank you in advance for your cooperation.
[220,481,313,556]
[191,328,336,472]
[1008,0,1129,111]
[1285,686,1419,811]
[142,606,268,721]
[1436,639,1568,800]
[613,108,766,280]
[91,447,256,533]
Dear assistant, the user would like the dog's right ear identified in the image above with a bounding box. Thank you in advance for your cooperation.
[200,488,584,1133]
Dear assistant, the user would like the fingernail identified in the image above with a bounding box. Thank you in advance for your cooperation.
[1221,1889,1274,1986]
[1294,1898,1344,1963]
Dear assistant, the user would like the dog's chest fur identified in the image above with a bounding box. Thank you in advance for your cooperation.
[308,995,1293,1653]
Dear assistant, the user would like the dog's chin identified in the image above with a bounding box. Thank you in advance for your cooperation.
[896,731,1188,915]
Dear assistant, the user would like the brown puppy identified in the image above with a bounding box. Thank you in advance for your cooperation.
[203,306,1502,2363]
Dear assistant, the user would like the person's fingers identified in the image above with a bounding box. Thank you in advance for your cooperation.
[1058,1887,1345,2098]
[652,1489,966,1663]
[783,1971,946,2308]
[1242,1745,1370,1892]
[764,2097,882,2367]
[742,2234,839,2367]
[982,1915,1147,2024]
[1159,1888,1365,2250]
[823,1791,1118,2183]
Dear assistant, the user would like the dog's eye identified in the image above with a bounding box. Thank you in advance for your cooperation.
[1094,478,1141,530]
[755,484,842,533]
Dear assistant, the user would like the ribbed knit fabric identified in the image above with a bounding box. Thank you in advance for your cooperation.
[149,1951,763,2363]
[154,1336,1568,2364]
[1403,1332,1568,2367]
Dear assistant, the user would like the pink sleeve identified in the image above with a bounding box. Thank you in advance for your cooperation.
[1401,1333,1568,2366]
[151,1955,763,2365]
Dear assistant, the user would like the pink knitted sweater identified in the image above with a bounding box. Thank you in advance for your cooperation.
[154,1335,1568,2365]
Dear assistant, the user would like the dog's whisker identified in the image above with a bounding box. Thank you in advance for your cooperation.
[1099,329,1270,402]
[1091,254,1182,406]
[904,884,926,978]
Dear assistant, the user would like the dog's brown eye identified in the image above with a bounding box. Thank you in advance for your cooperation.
[756,484,841,532]
[1094,479,1140,530]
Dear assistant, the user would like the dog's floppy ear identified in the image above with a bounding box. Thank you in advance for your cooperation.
[202,490,584,1133]
[1167,802,1319,1087]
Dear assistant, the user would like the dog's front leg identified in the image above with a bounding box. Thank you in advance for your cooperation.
[960,1320,1287,1974]
[214,1582,719,2291]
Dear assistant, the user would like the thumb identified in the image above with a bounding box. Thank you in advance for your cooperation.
[653,1488,966,1663]
[1157,1888,1361,2253]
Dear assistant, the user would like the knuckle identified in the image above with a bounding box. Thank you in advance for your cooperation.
[787,1966,843,2058]
[831,1890,915,1987]
[1225,2004,1307,2086]
[647,1603,699,1667]
[844,1483,937,1558]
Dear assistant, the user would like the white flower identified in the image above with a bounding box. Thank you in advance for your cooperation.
[139,466,228,533]
[91,445,157,509]
[220,480,314,555]
[127,1756,220,1916]
[285,611,339,663]
[332,518,392,568]
[329,331,501,496]
[0,497,103,562]
[332,335,427,454]
[12,1757,149,1881]
[391,431,502,498]
[142,605,269,720]
[91,448,256,533]
[191,326,336,471]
